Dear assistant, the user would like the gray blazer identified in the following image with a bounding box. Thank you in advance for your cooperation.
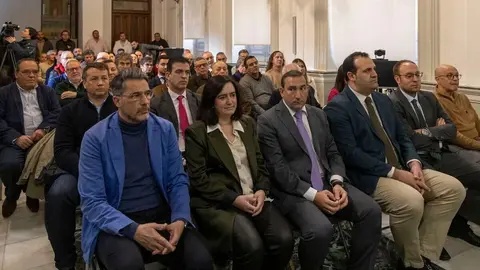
[150,89,201,136]
[257,101,346,212]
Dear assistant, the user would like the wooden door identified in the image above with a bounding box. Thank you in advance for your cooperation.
[112,0,151,46]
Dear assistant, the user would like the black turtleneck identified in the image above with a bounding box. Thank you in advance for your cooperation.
[117,118,164,215]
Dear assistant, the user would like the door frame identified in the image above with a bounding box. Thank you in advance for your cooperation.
[111,0,152,45]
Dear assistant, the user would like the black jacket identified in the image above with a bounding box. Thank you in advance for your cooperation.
[54,95,117,177]
[0,82,60,151]
[7,39,37,61]
[151,39,169,48]
[55,39,76,52]
[37,38,54,54]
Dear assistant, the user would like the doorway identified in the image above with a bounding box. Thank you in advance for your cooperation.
[112,0,151,45]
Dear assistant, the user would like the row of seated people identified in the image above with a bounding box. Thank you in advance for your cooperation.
[0,54,479,270]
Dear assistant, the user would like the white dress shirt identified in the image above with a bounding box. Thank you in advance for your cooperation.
[283,100,343,202]
[350,87,420,177]
[168,89,193,152]
[207,121,254,195]
[17,84,43,137]
[113,40,133,54]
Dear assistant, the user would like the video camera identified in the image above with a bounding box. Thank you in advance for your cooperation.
[0,22,20,39]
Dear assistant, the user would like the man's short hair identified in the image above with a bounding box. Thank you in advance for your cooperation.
[15,58,38,72]
[216,52,226,57]
[82,62,108,81]
[243,56,257,68]
[110,67,148,96]
[46,50,57,55]
[83,50,95,57]
[281,70,304,88]
[342,51,370,82]
[238,49,249,56]
[65,59,80,69]
[167,57,189,72]
[26,27,38,39]
[115,53,133,65]
[393,60,417,76]
[103,59,114,65]
[140,56,153,66]
[156,55,169,65]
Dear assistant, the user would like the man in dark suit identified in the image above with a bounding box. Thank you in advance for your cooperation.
[389,60,480,247]
[0,58,61,217]
[257,70,382,270]
[267,63,321,109]
[150,58,201,153]
[187,58,211,93]
[215,52,234,76]
[324,52,465,270]
[148,55,169,89]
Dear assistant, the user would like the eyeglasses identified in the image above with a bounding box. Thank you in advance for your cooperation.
[399,72,423,79]
[119,89,154,101]
[438,74,462,80]
[67,67,81,72]
[19,70,39,75]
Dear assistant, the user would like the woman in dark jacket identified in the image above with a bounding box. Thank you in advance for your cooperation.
[185,76,293,270]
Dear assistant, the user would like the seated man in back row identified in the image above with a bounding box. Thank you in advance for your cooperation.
[389,60,480,248]
[78,68,213,269]
[46,62,117,270]
[258,70,382,270]
[324,52,465,270]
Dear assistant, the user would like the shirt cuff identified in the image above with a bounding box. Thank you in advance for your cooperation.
[120,222,139,240]
[329,174,343,184]
[406,159,422,168]
[303,187,318,202]
[387,166,395,178]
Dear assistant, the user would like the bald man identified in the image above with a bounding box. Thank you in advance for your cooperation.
[267,63,321,109]
[434,65,480,151]
[389,61,480,248]
[196,61,229,96]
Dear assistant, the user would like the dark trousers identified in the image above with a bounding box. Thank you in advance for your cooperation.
[232,202,293,270]
[95,207,214,270]
[437,146,480,227]
[0,146,25,201]
[280,183,382,270]
[44,173,80,269]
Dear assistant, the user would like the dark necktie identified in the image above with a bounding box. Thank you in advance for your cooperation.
[294,111,324,190]
[365,97,402,169]
[411,99,427,128]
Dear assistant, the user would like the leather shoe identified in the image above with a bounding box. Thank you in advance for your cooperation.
[2,199,17,218]
[439,247,451,261]
[448,228,480,247]
[26,196,39,213]
[423,258,443,270]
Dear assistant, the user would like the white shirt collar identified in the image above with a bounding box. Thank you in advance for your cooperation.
[349,85,373,104]
[399,88,418,103]
[168,88,187,100]
[207,120,244,134]
[282,99,307,117]
[17,83,38,93]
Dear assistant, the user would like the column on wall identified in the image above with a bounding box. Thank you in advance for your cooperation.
[205,0,233,60]
[152,0,182,48]
[79,0,112,49]
[417,0,440,83]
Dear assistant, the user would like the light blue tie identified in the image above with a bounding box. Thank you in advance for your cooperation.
[294,111,324,190]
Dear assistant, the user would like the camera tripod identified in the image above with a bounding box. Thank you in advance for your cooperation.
[0,46,17,72]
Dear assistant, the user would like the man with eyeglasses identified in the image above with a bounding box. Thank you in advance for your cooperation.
[0,58,60,218]
[187,57,211,93]
[55,59,86,106]
[433,65,480,150]
[78,67,213,269]
[46,62,117,270]
[389,60,480,251]
[183,51,196,76]
[202,51,214,71]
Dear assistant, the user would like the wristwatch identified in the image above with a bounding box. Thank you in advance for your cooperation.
[331,180,345,189]
[421,128,432,137]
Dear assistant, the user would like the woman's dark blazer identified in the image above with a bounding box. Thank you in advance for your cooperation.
[184,115,270,254]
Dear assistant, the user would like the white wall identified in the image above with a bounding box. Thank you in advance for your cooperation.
[79,0,112,50]
[0,0,42,39]
[438,0,480,86]
[328,0,417,67]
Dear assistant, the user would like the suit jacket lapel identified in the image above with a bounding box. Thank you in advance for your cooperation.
[306,106,325,164]
[276,101,309,156]
[36,87,46,115]
[207,130,240,181]
[147,116,165,195]
[162,92,179,134]
[394,89,421,128]
[12,85,24,128]
[345,87,376,134]
[106,113,125,195]
[237,121,257,180]
[187,91,198,121]
[417,93,433,126]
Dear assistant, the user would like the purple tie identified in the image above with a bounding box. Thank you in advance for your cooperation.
[294,111,324,190]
